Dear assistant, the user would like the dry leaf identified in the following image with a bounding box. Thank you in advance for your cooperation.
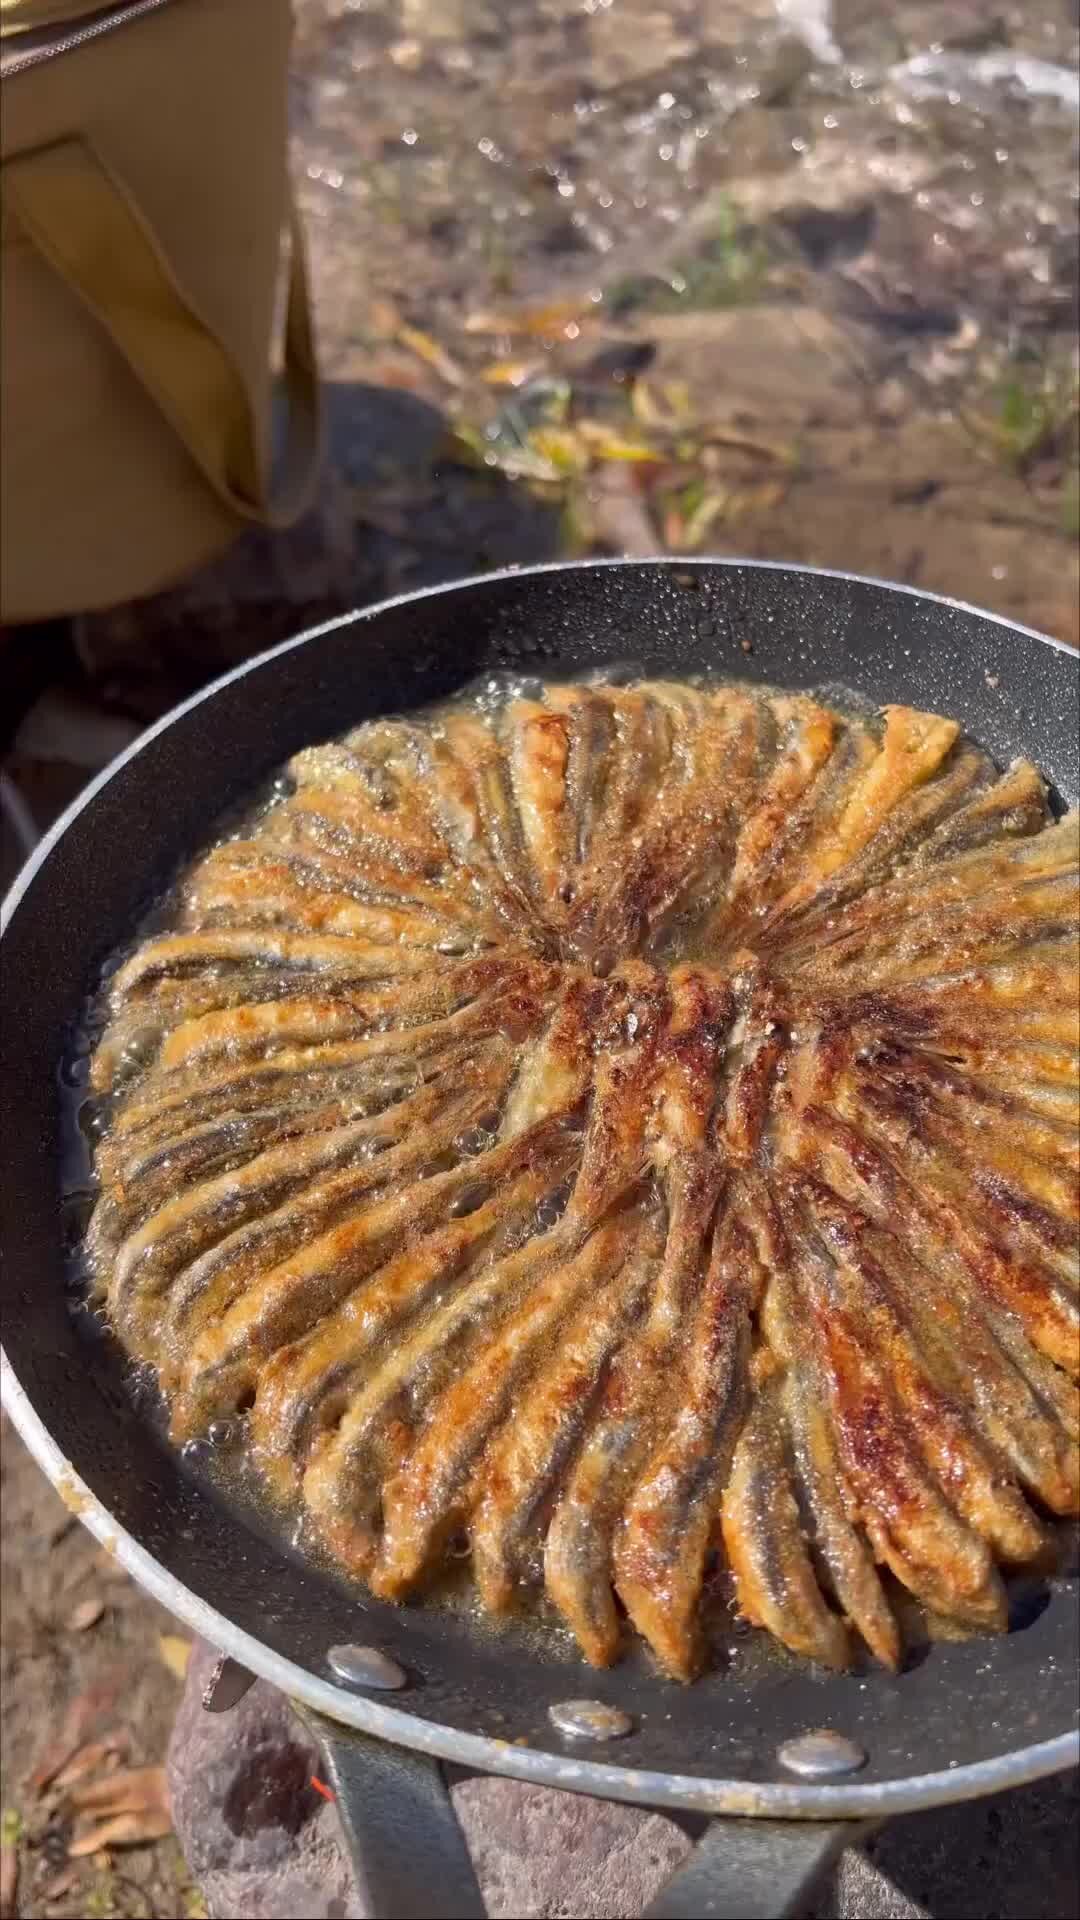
[157,1634,192,1682]
[68,1808,172,1856]
[480,357,543,388]
[682,489,730,548]
[463,299,594,339]
[67,1764,172,1856]
[30,1679,121,1793]
[0,1843,15,1920]
[462,308,508,335]
[0,1811,19,1920]
[575,421,661,463]
[528,427,589,476]
[67,1597,105,1633]
[69,1767,168,1820]
[662,379,693,422]
[703,425,797,467]
[52,1733,130,1791]
[630,379,675,431]
[397,325,465,387]
[726,479,788,520]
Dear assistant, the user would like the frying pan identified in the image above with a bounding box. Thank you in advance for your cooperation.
[3,560,1078,1920]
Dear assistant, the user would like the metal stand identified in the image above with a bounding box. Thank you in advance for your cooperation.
[304,1710,870,1920]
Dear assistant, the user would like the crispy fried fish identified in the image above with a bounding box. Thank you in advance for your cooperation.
[84,678,1080,1679]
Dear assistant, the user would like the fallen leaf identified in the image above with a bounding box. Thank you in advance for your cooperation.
[157,1635,192,1682]
[397,325,465,387]
[0,1804,19,1912]
[726,479,789,520]
[630,378,677,431]
[480,357,544,388]
[575,421,662,463]
[30,1679,121,1793]
[69,1768,168,1820]
[682,489,730,549]
[703,425,797,467]
[67,1597,105,1633]
[53,1734,130,1791]
[528,426,589,477]
[462,308,508,335]
[68,1808,172,1856]
[662,380,693,423]
[463,298,595,339]
[0,1845,15,1920]
[0,1813,18,1920]
[68,1769,172,1856]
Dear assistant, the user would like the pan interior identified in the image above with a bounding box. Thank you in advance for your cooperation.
[3,562,1078,1790]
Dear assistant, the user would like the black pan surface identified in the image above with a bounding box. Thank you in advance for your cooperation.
[3,561,1078,1810]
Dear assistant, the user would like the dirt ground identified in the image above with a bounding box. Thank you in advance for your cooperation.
[0,1415,200,1920]
[2,4,1078,1917]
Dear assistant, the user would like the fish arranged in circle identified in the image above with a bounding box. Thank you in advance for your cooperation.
[84,676,1080,1679]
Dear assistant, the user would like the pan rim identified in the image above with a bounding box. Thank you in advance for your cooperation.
[4,1349,1078,1818]
[1,553,1075,943]
[3,557,1078,1816]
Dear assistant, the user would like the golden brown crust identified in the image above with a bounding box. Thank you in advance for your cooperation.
[84,680,1080,1680]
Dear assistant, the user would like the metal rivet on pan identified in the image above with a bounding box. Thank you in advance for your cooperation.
[328,1644,408,1691]
[548,1699,634,1742]
[777,1730,867,1778]
[202,1654,257,1714]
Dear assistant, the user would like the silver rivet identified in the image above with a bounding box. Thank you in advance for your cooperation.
[328,1644,407,1691]
[548,1699,633,1742]
[202,1654,256,1714]
[777,1730,867,1778]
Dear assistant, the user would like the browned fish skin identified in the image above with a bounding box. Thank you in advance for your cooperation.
[84,680,1080,1680]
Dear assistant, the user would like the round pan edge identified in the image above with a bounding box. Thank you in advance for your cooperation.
[3,558,1078,1815]
[2,1355,1077,1819]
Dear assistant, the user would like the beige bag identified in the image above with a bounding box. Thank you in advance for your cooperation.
[1,0,321,622]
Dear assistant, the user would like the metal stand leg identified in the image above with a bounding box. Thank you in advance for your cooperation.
[644,1816,871,1920]
[302,1710,486,1920]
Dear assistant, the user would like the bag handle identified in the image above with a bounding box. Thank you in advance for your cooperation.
[1,134,321,527]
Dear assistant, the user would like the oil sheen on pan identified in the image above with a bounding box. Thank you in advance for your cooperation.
[78,674,1080,1681]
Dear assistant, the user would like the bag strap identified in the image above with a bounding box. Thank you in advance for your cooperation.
[1,134,321,526]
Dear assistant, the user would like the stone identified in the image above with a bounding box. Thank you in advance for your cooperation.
[168,1640,1080,1920]
[168,1641,363,1920]
[168,1641,692,1919]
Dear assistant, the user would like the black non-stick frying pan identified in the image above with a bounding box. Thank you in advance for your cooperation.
[3,560,1078,1920]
